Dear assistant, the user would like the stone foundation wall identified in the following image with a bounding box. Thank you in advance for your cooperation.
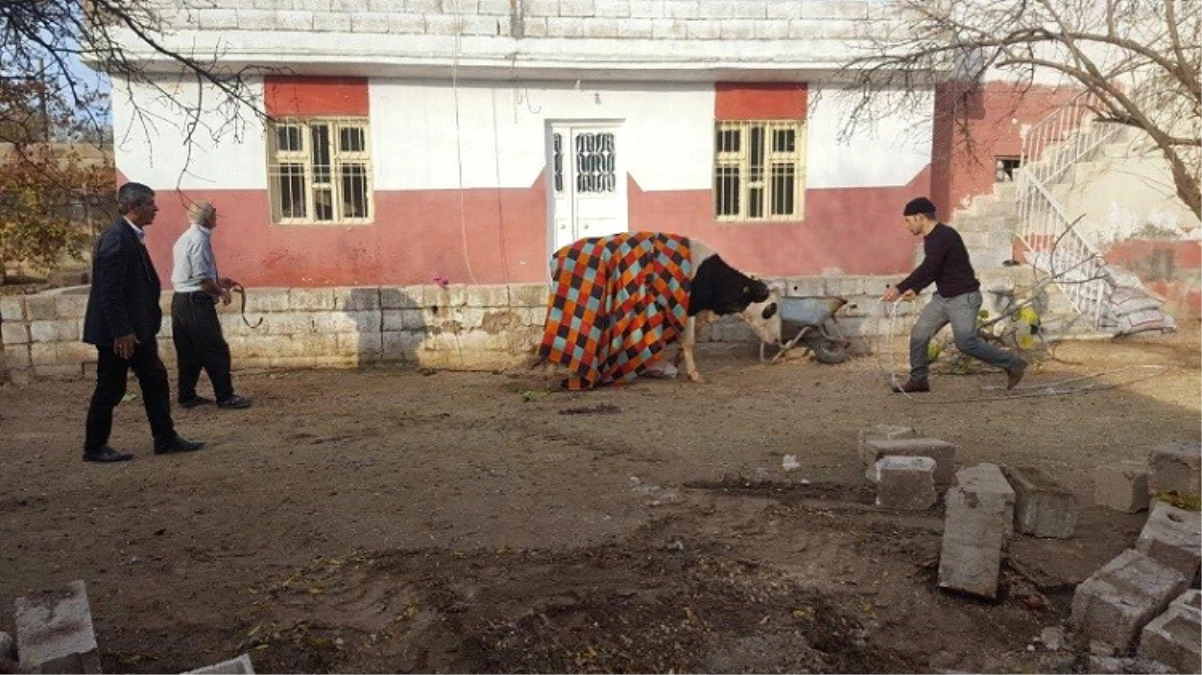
[0,277,915,383]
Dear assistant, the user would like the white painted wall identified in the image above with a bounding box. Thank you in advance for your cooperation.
[370,79,716,191]
[805,84,934,188]
[110,75,268,191]
[111,75,934,194]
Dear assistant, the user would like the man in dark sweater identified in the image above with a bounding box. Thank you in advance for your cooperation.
[882,197,1026,393]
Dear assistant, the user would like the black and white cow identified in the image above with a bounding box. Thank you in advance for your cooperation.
[676,239,782,382]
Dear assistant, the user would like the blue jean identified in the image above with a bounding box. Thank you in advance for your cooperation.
[909,291,1021,381]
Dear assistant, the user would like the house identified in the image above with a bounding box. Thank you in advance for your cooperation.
[91,0,966,289]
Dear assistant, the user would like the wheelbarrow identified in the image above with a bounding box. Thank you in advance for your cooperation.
[760,296,853,364]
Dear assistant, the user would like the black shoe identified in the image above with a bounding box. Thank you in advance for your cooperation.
[217,395,252,410]
[1006,360,1028,390]
[154,437,205,455]
[891,378,931,393]
[83,446,134,463]
[179,395,213,409]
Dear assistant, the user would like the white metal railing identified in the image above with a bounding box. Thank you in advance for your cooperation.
[1016,91,1124,329]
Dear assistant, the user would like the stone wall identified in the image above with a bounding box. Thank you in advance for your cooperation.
[0,277,915,384]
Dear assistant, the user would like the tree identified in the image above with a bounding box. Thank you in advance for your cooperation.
[835,0,1202,219]
[1,1,265,165]
[0,141,113,282]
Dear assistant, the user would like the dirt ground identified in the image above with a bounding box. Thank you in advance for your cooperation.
[1,324,1199,674]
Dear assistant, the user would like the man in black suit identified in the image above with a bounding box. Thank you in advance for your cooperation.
[81,182,205,462]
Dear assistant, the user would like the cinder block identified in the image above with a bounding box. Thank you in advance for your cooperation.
[4,345,31,369]
[864,437,955,485]
[334,287,381,312]
[1071,549,1190,652]
[24,296,56,321]
[28,320,78,343]
[858,424,919,466]
[382,309,425,332]
[938,463,1015,599]
[187,653,256,674]
[1087,655,1175,674]
[379,287,422,310]
[289,288,335,311]
[422,284,467,308]
[1138,589,1201,674]
[1094,461,1151,513]
[466,285,510,308]
[2,320,30,345]
[874,456,936,510]
[509,284,550,308]
[1004,465,1079,538]
[0,296,25,321]
[53,295,88,320]
[1148,440,1201,498]
[1134,501,1202,581]
[15,580,101,674]
[274,9,314,30]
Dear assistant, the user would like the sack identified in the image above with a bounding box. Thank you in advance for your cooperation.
[1108,287,1163,316]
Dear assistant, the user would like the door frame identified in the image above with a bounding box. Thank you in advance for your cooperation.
[544,119,629,273]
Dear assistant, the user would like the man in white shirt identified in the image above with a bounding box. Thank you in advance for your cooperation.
[170,200,251,410]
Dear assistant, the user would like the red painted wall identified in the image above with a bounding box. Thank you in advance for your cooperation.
[264,76,370,117]
[715,82,807,120]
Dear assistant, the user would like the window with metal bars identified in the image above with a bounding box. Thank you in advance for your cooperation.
[713,120,805,222]
[267,117,373,224]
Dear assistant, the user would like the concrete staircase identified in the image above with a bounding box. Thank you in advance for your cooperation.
[945,97,1172,338]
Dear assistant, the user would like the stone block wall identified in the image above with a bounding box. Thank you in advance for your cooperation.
[0,276,912,383]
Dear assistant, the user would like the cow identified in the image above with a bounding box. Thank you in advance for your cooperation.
[533,232,782,389]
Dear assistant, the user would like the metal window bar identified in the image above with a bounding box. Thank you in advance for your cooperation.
[268,117,373,225]
[714,120,804,222]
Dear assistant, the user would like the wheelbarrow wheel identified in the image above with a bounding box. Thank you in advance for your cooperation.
[807,335,848,364]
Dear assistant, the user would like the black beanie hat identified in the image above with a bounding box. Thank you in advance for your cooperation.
[903,197,937,217]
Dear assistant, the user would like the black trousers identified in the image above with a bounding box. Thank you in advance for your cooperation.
[171,292,234,402]
[84,340,176,452]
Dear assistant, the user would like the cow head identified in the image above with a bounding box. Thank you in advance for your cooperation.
[737,278,782,344]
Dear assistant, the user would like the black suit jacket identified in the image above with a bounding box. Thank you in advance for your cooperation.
[82,219,163,347]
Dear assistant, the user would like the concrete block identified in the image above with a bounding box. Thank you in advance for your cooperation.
[697,0,765,18]
[312,11,352,30]
[615,17,653,37]
[559,0,595,16]
[595,0,630,16]
[4,345,31,369]
[262,312,315,336]
[864,438,955,485]
[187,653,256,674]
[15,580,101,674]
[29,320,78,343]
[2,320,30,345]
[466,285,510,308]
[422,284,468,308]
[0,296,25,321]
[782,277,826,296]
[379,287,422,310]
[1095,461,1151,513]
[53,295,88,320]
[1087,655,1175,674]
[1071,549,1190,652]
[311,311,377,334]
[198,8,239,29]
[664,0,699,18]
[289,288,335,311]
[1148,440,1201,498]
[684,19,721,38]
[509,284,550,307]
[1134,501,1202,581]
[1138,589,1201,674]
[718,19,757,38]
[650,17,686,37]
[857,424,919,465]
[34,364,83,380]
[1004,465,1079,538]
[334,287,381,312]
[236,9,277,30]
[628,0,664,17]
[0,630,13,659]
[382,331,424,359]
[29,343,58,367]
[874,456,936,510]
[24,296,56,321]
[382,309,425,332]
[938,463,1015,598]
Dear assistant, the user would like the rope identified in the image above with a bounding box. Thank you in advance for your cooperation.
[878,298,1172,404]
[230,284,264,329]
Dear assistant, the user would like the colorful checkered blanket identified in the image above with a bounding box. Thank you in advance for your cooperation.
[538,232,693,390]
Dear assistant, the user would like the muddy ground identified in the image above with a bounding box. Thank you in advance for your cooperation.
[1,324,1199,673]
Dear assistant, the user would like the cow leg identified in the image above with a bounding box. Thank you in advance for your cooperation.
[680,315,706,383]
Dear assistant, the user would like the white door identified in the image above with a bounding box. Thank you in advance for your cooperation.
[548,123,628,255]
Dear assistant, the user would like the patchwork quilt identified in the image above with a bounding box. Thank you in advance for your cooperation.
[537,232,693,390]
